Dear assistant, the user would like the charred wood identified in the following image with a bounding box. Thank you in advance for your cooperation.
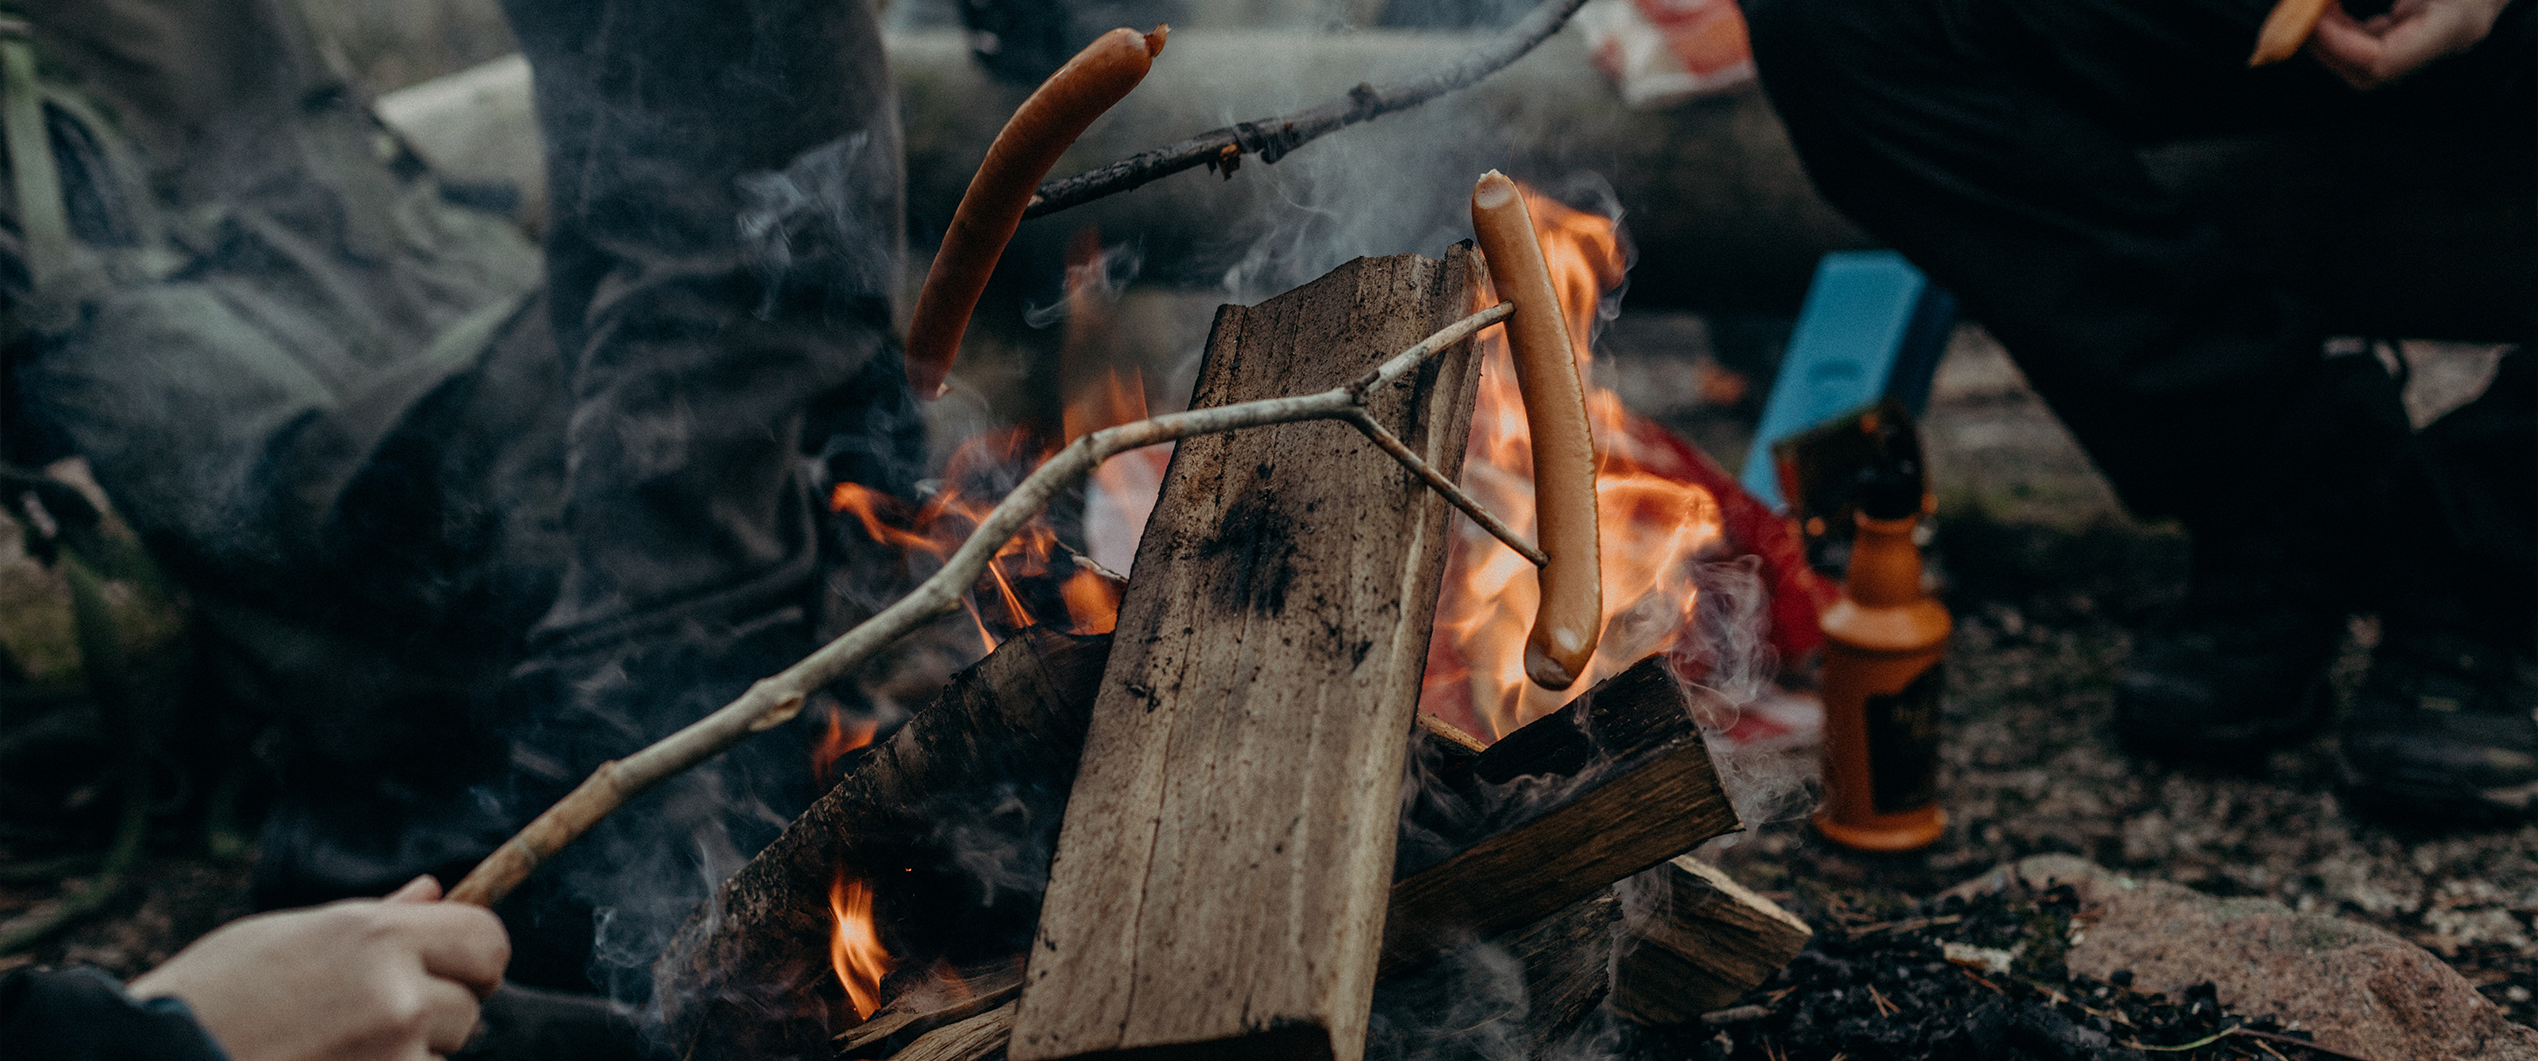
[1607,855,1812,1026]
[659,628,1110,1061]
[1383,656,1741,976]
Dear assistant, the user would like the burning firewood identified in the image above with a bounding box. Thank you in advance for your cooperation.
[1385,656,1739,976]
[659,645,1754,1061]
[441,296,1529,909]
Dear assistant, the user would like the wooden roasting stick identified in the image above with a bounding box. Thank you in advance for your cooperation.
[1023,0,1594,218]
[1469,170,1602,690]
[2249,0,2332,65]
[906,26,1169,398]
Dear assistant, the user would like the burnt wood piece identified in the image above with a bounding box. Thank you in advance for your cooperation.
[839,960,1024,1057]
[892,1003,1017,1061]
[1383,656,1741,977]
[1607,856,1812,1026]
[658,629,1111,1061]
[1010,249,1488,1061]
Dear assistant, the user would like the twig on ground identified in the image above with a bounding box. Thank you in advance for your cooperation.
[1021,0,1592,219]
[445,301,1524,906]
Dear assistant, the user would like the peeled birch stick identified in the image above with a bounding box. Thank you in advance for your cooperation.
[2249,0,2332,65]
[1470,170,1602,690]
[905,26,1168,398]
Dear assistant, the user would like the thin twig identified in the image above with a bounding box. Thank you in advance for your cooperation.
[1022,0,1592,219]
[445,301,1522,906]
[1341,409,1546,567]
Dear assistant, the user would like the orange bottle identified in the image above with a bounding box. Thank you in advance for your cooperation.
[1813,466,1949,851]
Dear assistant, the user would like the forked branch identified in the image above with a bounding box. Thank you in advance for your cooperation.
[1021,0,1593,219]
[444,301,1529,906]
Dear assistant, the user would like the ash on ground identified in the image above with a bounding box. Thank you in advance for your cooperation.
[1627,884,2310,1061]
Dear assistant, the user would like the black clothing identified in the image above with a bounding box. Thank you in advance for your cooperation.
[1744,0,2535,628]
[6,0,916,998]
[0,967,229,1061]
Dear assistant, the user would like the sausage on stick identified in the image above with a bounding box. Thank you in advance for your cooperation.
[905,26,1168,399]
[1469,170,1602,691]
[2248,0,2332,65]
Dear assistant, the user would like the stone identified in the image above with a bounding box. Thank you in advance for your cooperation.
[1949,854,2538,1061]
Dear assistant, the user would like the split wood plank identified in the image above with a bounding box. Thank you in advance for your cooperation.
[1608,855,1812,1025]
[1383,655,1742,976]
[1010,249,1488,1061]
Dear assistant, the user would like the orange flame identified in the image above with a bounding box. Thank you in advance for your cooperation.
[1420,184,1728,742]
[828,226,1143,646]
[827,420,1125,645]
[828,875,894,1021]
[811,702,881,786]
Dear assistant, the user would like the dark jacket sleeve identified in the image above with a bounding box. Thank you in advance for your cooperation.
[0,966,230,1061]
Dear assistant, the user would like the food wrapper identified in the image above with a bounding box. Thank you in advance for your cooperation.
[1577,0,1757,109]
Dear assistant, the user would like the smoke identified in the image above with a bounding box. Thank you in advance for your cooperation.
[1205,39,1484,302]
[1366,935,1533,1061]
[737,132,904,320]
[1024,240,1144,328]
[1674,555,1823,844]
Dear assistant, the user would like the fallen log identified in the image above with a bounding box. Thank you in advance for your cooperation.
[1010,248,1487,1061]
[1607,855,1812,1026]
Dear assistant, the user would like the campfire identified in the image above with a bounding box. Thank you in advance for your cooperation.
[410,13,1829,1059]
[636,178,1815,1061]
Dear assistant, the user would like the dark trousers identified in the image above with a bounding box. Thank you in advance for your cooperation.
[14,0,918,1000]
[1744,0,2534,625]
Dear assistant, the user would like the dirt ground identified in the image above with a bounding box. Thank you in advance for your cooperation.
[1,315,2529,1044]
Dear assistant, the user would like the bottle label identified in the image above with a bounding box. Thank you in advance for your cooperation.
[1865,662,1943,814]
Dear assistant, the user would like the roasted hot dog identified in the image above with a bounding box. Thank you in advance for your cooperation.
[905,26,1168,398]
[1470,170,1602,690]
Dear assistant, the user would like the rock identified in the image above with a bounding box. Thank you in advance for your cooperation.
[1949,854,2538,1061]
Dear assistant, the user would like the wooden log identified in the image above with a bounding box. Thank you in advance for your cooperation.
[1383,656,1741,976]
[657,628,1111,1061]
[894,1003,1018,1061]
[1009,249,1487,1061]
[1607,856,1812,1026]
[839,961,1023,1057]
[661,644,1739,1060]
